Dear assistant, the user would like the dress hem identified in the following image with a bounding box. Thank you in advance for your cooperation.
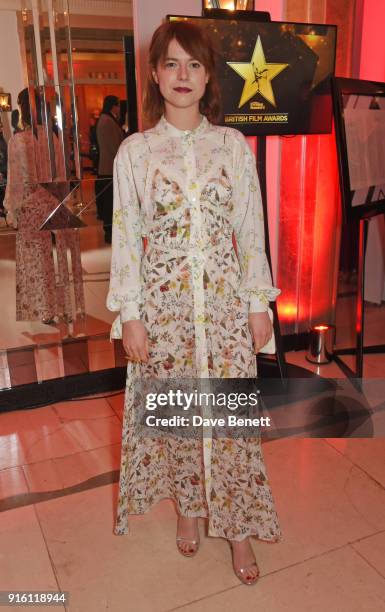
[114,495,282,543]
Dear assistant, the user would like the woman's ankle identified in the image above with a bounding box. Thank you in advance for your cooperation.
[230,537,249,546]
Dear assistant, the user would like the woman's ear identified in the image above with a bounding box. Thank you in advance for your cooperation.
[152,69,159,85]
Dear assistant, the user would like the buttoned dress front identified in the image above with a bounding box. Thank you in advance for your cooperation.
[107,115,282,542]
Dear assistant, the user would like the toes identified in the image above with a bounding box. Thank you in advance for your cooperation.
[247,566,259,581]
[178,541,196,555]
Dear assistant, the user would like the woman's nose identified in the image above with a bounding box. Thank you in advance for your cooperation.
[178,63,188,80]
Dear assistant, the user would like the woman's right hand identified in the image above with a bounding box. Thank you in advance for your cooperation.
[122,320,150,363]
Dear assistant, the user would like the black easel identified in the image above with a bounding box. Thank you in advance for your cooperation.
[333,215,385,382]
[256,136,287,380]
[331,77,385,382]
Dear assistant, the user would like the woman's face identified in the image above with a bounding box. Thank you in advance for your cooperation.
[152,38,209,113]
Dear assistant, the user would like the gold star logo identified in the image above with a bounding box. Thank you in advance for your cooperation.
[227,36,289,108]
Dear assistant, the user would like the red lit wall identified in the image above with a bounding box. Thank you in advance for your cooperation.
[275,0,356,336]
[359,0,385,81]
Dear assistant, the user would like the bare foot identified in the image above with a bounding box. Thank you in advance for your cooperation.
[176,516,200,556]
[230,538,260,584]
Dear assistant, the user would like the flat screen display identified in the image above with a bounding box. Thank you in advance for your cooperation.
[169,16,337,135]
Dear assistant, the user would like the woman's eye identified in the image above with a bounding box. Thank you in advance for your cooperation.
[190,62,201,69]
[165,61,177,68]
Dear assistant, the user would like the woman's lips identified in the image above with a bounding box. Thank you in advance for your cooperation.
[174,87,192,93]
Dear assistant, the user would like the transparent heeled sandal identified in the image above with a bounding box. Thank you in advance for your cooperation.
[176,517,200,557]
[230,541,260,586]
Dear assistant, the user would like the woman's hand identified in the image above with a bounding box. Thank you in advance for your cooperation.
[248,312,272,353]
[122,320,149,363]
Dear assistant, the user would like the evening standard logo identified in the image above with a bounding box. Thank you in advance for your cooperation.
[250,101,265,110]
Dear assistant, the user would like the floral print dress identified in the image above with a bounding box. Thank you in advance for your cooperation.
[4,127,85,321]
[107,115,282,541]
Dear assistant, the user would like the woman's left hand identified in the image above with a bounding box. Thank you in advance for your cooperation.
[248,311,272,353]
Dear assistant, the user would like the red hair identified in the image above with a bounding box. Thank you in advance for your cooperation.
[143,20,221,126]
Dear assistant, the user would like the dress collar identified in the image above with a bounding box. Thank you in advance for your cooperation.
[157,114,209,138]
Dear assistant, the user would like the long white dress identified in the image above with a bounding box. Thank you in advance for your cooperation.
[107,114,282,541]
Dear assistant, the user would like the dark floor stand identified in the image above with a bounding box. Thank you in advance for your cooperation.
[256,135,287,380]
[333,216,385,381]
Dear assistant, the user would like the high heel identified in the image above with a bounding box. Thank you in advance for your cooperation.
[230,540,260,586]
[176,517,200,557]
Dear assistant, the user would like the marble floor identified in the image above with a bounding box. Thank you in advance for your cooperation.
[1,350,385,611]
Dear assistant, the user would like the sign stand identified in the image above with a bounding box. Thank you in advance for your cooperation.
[256,135,287,380]
[331,77,385,381]
[333,215,385,382]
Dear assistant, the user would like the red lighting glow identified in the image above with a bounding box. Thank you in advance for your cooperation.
[278,126,340,334]
[313,325,329,331]
[278,302,298,320]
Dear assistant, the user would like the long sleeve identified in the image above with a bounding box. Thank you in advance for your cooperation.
[230,131,280,312]
[106,140,143,329]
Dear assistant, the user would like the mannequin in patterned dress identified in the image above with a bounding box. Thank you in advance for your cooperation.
[4,89,84,322]
[107,21,281,585]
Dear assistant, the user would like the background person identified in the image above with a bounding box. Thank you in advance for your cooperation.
[11,109,22,135]
[96,95,125,243]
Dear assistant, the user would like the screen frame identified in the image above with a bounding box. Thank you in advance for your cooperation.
[167,14,338,136]
[332,76,385,222]
[201,8,271,22]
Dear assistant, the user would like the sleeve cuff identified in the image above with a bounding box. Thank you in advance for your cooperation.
[249,296,269,313]
[120,302,141,322]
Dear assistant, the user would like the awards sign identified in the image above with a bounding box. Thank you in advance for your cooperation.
[169,17,337,136]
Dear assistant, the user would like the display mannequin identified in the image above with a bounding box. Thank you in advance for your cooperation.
[4,89,85,322]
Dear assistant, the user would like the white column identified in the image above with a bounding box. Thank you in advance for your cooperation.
[32,0,45,85]
[0,9,26,140]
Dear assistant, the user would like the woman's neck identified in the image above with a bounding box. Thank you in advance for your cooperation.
[163,105,202,131]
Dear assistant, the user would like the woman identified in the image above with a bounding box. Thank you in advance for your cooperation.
[107,21,281,586]
[96,95,125,243]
